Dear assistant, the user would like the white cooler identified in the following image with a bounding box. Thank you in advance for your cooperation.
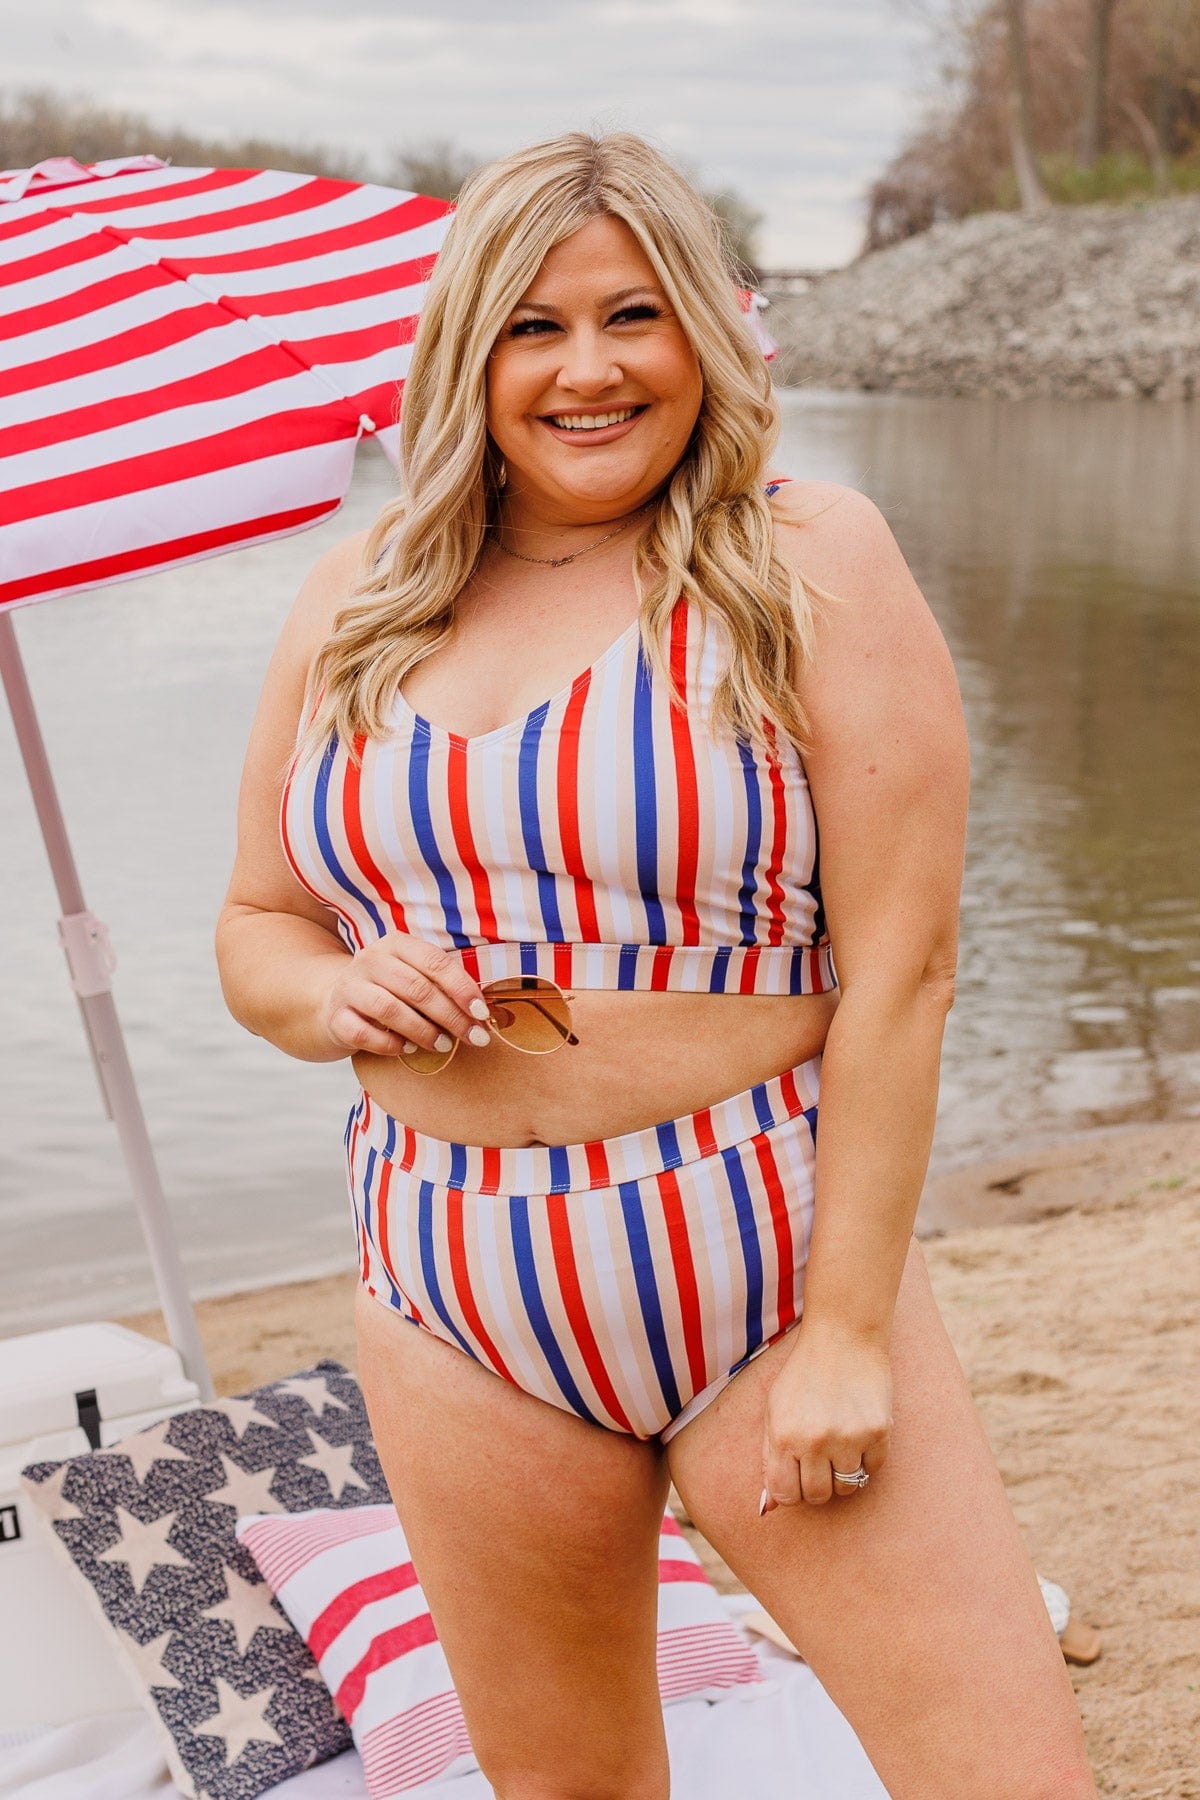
[0,1321,200,1730]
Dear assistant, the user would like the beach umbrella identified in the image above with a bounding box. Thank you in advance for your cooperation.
[735,286,778,362]
[0,154,454,1397]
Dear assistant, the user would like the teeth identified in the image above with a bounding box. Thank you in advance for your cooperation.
[548,408,638,431]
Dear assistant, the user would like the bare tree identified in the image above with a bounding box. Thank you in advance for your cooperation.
[1003,0,1051,206]
[873,0,1200,247]
[1078,0,1119,166]
[382,139,481,201]
[1148,0,1194,191]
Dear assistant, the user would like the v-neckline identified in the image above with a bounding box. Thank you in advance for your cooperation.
[391,614,643,748]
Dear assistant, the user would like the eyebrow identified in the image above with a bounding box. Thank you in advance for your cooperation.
[509,285,663,315]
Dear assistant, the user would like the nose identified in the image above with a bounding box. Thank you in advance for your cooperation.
[554,325,622,398]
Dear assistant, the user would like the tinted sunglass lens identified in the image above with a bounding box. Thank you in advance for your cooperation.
[484,979,572,1052]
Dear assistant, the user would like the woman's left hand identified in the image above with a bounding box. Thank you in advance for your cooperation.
[760,1324,894,1511]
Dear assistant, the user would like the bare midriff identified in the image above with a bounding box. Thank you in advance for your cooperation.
[351,985,839,1146]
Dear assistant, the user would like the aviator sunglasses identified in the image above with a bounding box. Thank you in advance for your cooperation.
[401,976,579,1075]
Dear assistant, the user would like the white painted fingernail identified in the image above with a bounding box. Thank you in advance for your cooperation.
[469,998,490,1020]
[758,1487,769,1517]
[468,1025,491,1047]
[401,1041,417,1055]
[434,1032,453,1051]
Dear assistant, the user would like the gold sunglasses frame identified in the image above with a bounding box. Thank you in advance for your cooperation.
[401,976,579,1075]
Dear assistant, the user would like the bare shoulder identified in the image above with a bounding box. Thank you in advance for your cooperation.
[766,479,963,743]
[259,526,373,709]
[766,478,919,612]
[287,526,375,657]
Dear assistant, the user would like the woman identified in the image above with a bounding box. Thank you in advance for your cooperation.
[216,133,1095,1799]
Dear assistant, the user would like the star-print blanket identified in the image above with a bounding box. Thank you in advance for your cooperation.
[21,1360,392,1800]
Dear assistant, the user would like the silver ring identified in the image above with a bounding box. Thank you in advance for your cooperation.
[831,1464,869,1489]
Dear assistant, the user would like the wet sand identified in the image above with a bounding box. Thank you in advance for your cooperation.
[122,1121,1200,1798]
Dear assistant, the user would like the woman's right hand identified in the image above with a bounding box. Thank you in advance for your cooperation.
[317,932,493,1059]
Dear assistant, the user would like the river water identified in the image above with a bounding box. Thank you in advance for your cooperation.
[2,389,1197,1331]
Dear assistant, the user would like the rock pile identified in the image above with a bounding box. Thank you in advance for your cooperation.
[768,195,1200,400]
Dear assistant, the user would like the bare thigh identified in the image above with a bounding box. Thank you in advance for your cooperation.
[666,1239,1097,1800]
[354,1286,673,1800]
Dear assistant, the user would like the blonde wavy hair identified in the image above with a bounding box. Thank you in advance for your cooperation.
[292,129,833,776]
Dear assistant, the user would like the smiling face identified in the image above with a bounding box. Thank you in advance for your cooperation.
[485,213,704,524]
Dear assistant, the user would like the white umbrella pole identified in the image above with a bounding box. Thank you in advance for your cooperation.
[0,611,214,1401]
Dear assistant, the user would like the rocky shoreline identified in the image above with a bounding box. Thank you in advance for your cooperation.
[768,194,1200,401]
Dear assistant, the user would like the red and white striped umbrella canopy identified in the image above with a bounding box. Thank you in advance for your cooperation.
[0,155,454,613]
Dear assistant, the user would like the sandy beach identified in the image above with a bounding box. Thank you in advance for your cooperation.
[122,1122,1200,1799]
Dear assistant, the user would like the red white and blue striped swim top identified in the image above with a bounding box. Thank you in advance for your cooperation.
[280,480,837,997]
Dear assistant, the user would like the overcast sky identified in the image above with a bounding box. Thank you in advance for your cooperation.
[7,0,931,266]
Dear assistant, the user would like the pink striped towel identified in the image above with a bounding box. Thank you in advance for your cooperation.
[237,1503,765,1796]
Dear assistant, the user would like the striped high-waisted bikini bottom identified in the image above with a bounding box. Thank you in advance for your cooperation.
[344,1055,820,1444]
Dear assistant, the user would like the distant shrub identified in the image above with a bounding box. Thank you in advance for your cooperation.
[0,87,368,183]
[1,87,760,271]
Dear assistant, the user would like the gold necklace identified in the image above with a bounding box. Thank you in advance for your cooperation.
[491,501,655,568]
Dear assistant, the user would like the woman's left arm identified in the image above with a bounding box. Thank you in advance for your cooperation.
[762,481,970,1511]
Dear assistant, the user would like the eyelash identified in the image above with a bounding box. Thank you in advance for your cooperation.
[508,303,662,338]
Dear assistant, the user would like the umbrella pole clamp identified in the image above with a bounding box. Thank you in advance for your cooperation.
[58,910,118,998]
[59,911,119,1123]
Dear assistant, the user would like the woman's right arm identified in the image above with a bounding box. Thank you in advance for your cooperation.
[214,531,489,1064]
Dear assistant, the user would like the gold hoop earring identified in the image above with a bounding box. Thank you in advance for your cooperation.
[497,458,508,489]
